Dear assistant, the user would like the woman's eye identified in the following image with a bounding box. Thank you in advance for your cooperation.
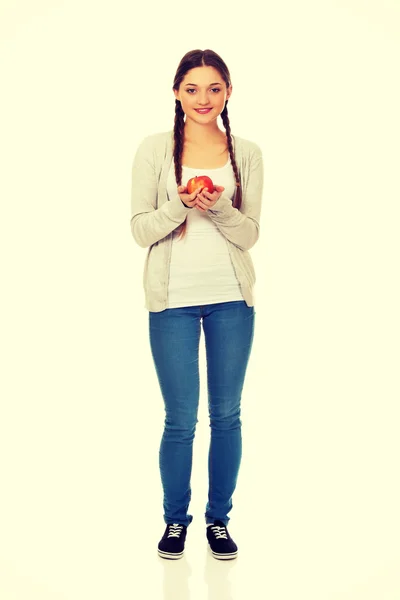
[186,88,221,94]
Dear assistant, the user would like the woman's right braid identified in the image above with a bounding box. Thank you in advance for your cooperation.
[173,100,187,239]
[173,100,185,187]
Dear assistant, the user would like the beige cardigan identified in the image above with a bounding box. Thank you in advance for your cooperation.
[130,130,264,312]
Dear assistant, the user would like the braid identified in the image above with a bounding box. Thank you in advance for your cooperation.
[221,103,242,210]
[173,100,184,186]
[173,100,187,239]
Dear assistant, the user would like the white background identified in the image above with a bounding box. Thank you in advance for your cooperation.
[1,1,399,598]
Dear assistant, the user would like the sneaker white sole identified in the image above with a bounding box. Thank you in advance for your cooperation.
[158,549,184,560]
[209,547,238,560]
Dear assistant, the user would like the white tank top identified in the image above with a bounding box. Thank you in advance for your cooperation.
[165,158,244,308]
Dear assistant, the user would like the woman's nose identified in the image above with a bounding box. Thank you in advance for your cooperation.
[198,93,209,105]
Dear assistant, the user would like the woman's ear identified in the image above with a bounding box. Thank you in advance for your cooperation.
[226,85,233,101]
[173,89,180,102]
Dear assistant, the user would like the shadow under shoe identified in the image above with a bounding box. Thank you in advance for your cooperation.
[158,523,188,560]
[206,520,238,560]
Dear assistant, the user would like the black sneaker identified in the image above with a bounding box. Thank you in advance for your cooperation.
[206,520,238,560]
[158,523,187,560]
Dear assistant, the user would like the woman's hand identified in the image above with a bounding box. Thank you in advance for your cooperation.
[195,185,225,212]
[177,185,201,208]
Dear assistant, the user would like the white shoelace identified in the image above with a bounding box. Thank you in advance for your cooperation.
[167,524,183,538]
[211,525,228,540]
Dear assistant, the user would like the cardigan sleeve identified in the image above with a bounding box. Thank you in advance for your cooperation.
[206,145,264,251]
[130,135,190,248]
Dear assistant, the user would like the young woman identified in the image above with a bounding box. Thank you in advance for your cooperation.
[130,49,264,560]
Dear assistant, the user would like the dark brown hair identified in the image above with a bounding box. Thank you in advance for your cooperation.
[172,49,242,240]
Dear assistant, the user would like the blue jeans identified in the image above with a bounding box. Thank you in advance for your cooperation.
[149,300,255,527]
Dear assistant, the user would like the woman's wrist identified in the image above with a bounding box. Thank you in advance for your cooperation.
[180,198,192,209]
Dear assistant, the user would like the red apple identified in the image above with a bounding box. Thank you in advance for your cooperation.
[187,175,214,194]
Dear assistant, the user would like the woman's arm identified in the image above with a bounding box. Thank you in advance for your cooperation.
[130,136,190,248]
[206,147,264,252]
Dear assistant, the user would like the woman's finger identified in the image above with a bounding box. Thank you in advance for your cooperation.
[190,186,203,200]
[198,192,210,204]
[196,197,208,209]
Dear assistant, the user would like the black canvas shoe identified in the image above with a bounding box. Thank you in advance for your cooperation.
[206,520,238,560]
[158,523,187,560]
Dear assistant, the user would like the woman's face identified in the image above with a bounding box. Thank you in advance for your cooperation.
[174,65,232,126]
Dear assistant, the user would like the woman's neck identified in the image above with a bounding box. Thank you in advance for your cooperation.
[183,120,225,146]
